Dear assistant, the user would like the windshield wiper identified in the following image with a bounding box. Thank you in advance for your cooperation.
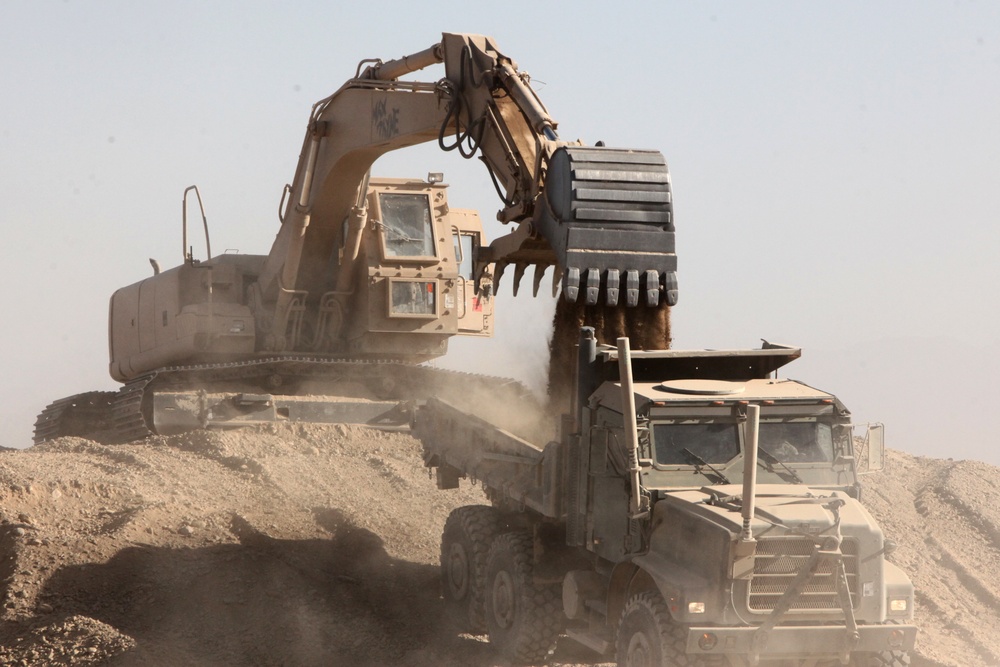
[757,446,804,484]
[681,448,731,484]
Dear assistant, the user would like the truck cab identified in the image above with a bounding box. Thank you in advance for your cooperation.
[565,337,916,666]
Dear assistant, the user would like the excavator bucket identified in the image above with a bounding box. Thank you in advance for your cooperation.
[536,146,677,307]
[479,145,678,309]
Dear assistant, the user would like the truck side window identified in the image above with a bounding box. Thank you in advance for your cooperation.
[379,193,435,258]
[652,422,740,465]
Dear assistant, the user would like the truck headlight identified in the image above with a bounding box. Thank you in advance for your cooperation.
[688,601,705,614]
[889,598,909,613]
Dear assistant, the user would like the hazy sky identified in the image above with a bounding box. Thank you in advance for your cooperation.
[2,2,998,464]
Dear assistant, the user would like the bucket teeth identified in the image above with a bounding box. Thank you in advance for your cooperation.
[556,265,669,306]
[532,264,548,297]
[494,262,508,293]
[551,265,561,298]
[664,271,679,306]
[606,269,620,307]
[645,270,660,307]
[584,268,601,306]
[512,263,527,297]
[564,267,581,302]
[626,270,640,307]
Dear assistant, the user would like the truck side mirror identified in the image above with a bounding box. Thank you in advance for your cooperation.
[857,422,886,474]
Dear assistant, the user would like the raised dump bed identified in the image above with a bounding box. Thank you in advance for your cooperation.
[415,397,562,519]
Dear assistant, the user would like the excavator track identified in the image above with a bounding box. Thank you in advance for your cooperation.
[110,357,539,442]
[33,391,116,444]
[113,377,155,442]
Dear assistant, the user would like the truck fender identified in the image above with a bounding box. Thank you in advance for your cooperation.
[609,553,711,625]
[606,562,651,629]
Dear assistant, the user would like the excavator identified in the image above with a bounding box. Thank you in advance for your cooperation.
[34,33,678,443]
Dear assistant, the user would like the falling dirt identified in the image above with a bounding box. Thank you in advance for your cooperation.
[547,299,671,414]
[0,425,998,666]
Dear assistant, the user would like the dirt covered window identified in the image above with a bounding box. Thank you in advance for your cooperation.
[758,422,833,463]
[379,193,435,258]
[389,280,436,316]
[652,422,740,465]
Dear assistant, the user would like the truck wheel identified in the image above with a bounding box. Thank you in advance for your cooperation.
[484,531,563,663]
[852,651,910,667]
[616,590,695,667]
[440,505,501,633]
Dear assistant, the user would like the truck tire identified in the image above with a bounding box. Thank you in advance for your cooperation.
[440,505,502,633]
[616,590,697,667]
[852,651,910,667]
[484,531,563,663]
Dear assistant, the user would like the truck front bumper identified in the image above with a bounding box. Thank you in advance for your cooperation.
[685,623,917,658]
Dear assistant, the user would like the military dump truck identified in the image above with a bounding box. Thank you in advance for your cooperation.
[416,328,917,666]
[35,33,677,443]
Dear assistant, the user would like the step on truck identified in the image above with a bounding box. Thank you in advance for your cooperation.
[415,328,917,666]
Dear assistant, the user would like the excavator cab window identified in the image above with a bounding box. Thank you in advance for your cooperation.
[388,279,437,317]
[379,193,435,259]
[452,232,475,280]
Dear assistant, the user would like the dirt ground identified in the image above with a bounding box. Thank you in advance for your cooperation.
[1,425,998,666]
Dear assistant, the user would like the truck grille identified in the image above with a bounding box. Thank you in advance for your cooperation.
[747,537,859,612]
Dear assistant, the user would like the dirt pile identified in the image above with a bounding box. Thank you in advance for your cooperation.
[0,426,998,666]
[0,425,591,666]
[859,451,1000,666]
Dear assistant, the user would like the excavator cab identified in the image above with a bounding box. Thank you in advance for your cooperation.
[109,175,491,387]
[341,177,492,360]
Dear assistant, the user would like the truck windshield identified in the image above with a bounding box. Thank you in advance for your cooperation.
[380,193,435,258]
[652,423,740,465]
[759,422,833,463]
[651,420,834,466]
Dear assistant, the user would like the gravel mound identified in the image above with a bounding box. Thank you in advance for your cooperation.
[0,425,997,666]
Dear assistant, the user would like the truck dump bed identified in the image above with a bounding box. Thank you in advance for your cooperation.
[415,398,562,518]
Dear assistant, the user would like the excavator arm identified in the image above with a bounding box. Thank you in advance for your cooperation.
[258,33,677,352]
[420,34,677,309]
